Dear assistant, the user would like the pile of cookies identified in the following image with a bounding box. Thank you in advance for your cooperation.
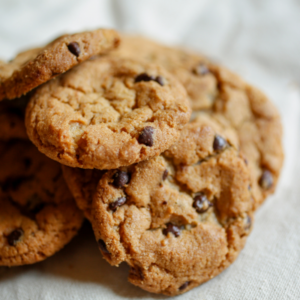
[0,29,283,296]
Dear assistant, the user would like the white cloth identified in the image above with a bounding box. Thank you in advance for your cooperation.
[1,0,300,299]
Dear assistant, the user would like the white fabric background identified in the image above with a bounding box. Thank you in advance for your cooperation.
[0,0,300,299]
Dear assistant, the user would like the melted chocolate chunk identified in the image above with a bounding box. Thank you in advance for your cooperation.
[213,135,227,151]
[259,170,273,189]
[67,42,81,56]
[193,193,213,213]
[162,169,169,181]
[98,239,110,254]
[135,73,165,86]
[109,196,127,212]
[135,73,155,83]
[163,223,181,237]
[193,63,209,75]
[112,171,130,188]
[179,281,190,291]
[138,126,154,147]
[7,228,23,246]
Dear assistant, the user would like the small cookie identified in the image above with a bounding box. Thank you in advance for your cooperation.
[114,36,284,209]
[0,29,120,101]
[0,137,83,266]
[63,115,253,296]
[26,56,191,170]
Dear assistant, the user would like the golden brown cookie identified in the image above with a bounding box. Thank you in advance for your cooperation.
[63,115,253,296]
[26,56,191,170]
[0,29,120,101]
[114,36,284,209]
[0,139,84,267]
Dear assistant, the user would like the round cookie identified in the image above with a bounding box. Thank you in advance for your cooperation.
[63,115,253,296]
[114,36,284,209]
[0,28,120,101]
[0,136,83,265]
[26,56,191,170]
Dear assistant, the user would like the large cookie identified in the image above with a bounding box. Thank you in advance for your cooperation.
[26,56,191,170]
[0,109,83,266]
[114,36,284,209]
[63,115,253,296]
[0,29,120,101]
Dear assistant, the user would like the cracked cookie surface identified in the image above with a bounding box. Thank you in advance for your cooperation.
[114,36,284,209]
[63,115,253,296]
[0,111,83,266]
[26,56,191,170]
[0,28,120,101]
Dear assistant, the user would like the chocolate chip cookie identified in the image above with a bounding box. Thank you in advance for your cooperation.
[0,108,83,266]
[26,56,191,170]
[0,29,120,101]
[63,114,253,295]
[114,36,284,209]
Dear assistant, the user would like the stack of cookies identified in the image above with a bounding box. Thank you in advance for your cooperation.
[0,29,284,296]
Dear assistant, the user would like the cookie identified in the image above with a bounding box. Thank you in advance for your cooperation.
[63,115,253,296]
[0,29,120,101]
[0,133,83,265]
[26,56,191,170]
[114,36,284,209]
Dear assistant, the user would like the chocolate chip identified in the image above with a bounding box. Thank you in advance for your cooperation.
[163,223,181,237]
[7,228,23,246]
[259,170,273,189]
[162,201,167,205]
[155,76,165,86]
[162,169,169,181]
[135,73,165,86]
[138,126,154,147]
[67,42,81,56]
[193,193,213,213]
[179,281,190,291]
[112,171,130,188]
[193,63,209,75]
[213,135,227,151]
[135,73,156,83]
[98,239,110,254]
[109,196,127,212]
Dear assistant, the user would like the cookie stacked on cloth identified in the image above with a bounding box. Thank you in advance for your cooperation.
[0,30,283,296]
[0,28,120,266]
